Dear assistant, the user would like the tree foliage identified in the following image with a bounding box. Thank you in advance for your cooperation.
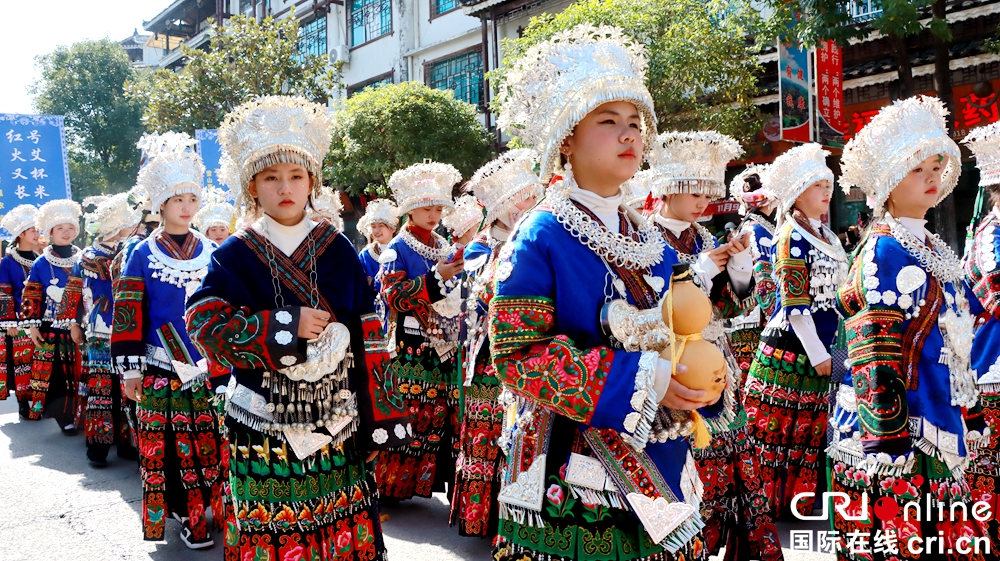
[130,13,340,133]
[328,82,494,197]
[30,39,145,199]
[489,0,765,139]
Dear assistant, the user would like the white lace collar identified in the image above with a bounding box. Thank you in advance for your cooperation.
[652,214,691,237]
[568,183,623,231]
[896,216,928,240]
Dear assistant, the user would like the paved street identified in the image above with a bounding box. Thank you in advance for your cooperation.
[0,396,832,560]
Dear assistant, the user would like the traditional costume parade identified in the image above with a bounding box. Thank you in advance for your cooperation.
[488,24,719,561]
[449,149,543,538]
[728,164,779,388]
[375,161,464,502]
[112,131,225,548]
[0,204,39,417]
[645,132,781,561]
[59,193,141,466]
[187,95,409,561]
[828,96,990,560]
[964,120,1000,548]
[22,199,83,428]
[742,143,848,519]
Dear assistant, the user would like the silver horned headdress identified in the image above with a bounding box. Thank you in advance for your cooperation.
[840,96,960,216]
[494,24,657,182]
[470,148,543,226]
[647,131,743,200]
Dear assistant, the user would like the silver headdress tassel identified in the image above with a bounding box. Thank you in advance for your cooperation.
[494,24,657,181]
[647,131,743,200]
[841,96,960,216]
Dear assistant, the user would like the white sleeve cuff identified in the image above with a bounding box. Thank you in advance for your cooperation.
[122,369,142,380]
[654,357,673,403]
[788,313,831,366]
[692,252,720,293]
[727,248,754,296]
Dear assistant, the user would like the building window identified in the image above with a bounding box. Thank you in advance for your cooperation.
[240,0,253,14]
[348,73,393,97]
[850,0,881,22]
[298,15,327,58]
[350,0,392,47]
[427,49,484,107]
[431,0,459,17]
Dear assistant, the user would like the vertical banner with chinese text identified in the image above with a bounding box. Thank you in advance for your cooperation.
[779,41,813,143]
[815,40,845,148]
[195,129,229,191]
[0,114,72,236]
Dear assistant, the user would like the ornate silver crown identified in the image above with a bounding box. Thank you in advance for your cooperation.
[218,96,333,216]
[442,194,483,238]
[470,148,543,226]
[762,143,834,218]
[647,131,743,199]
[192,186,235,233]
[840,96,960,215]
[87,193,141,239]
[622,170,655,209]
[136,131,205,212]
[309,186,345,231]
[388,161,460,215]
[358,199,399,238]
[494,24,656,182]
[1,204,38,239]
[36,199,82,235]
[964,120,1000,188]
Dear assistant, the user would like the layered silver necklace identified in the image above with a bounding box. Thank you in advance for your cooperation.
[547,178,664,270]
[7,244,36,270]
[400,228,453,263]
[42,244,80,269]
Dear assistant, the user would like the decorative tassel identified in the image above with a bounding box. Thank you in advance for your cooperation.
[690,410,711,449]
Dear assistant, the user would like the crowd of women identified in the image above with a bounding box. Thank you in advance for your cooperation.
[3,22,1000,561]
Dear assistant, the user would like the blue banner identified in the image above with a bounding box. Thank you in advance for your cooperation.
[195,129,229,191]
[0,114,72,222]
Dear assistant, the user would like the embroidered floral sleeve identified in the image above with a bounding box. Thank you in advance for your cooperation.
[489,220,656,448]
[19,261,44,329]
[967,220,1000,318]
[110,244,151,374]
[774,224,812,315]
[752,228,777,318]
[186,297,306,371]
[838,235,916,467]
[0,264,15,328]
[56,265,85,328]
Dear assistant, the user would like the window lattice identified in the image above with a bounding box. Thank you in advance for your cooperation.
[350,0,392,47]
[428,50,484,106]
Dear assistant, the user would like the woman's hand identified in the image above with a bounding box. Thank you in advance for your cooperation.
[123,378,143,402]
[726,232,749,255]
[659,377,710,410]
[436,256,464,281]
[70,324,84,345]
[705,245,731,270]
[298,308,331,340]
[28,327,42,347]
[814,358,832,377]
[6,327,17,337]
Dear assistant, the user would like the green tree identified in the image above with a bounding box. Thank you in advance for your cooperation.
[30,39,145,199]
[489,0,765,139]
[328,82,494,197]
[130,13,340,134]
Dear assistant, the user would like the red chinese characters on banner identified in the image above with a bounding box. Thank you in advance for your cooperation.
[815,40,845,146]
[955,86,1000,138]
